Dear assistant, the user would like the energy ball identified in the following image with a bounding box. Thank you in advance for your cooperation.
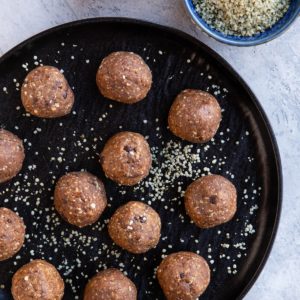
[100,131,152,186]
[108,201,161,254]
[96,51,152,104]
[0,208,25,261]
[168,89,221,143]
[84,268,137,300]
[21,65,74,118]
[0,129,25,183]
[11,259,64,300]
[157,252,210,300]
[184,175,237,228]
[54,171,107,227]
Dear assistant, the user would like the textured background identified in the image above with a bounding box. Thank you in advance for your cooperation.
[0,1,299,299]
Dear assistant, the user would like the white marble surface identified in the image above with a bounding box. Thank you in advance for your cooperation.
[0,1,299,299]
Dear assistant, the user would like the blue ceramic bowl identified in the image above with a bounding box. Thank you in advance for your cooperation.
[184,0,300,46]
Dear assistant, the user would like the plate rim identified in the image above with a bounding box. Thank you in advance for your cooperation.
[0,17,282,300]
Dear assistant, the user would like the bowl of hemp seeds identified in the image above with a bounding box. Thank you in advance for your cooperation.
[184,0,300,46]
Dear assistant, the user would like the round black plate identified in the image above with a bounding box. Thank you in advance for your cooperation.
[0,18,281,300]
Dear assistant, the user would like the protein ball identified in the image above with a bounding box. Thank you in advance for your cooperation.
[11,259,64,300]
[21,65,74,118]
[157,252,210,300]
[108,201,161,254]
[84,268,137,300]
[0,129,25,184]
[0,208,25,261]
[54,171,107,227]
[96,51,152,104]
[168,89,221,143]
[100,131,152,186]
[184,175,237,228]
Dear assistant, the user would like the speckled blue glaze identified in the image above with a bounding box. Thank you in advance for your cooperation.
[184,0,300,46]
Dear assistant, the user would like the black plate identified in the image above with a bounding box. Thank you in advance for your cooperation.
[0,18,281,300]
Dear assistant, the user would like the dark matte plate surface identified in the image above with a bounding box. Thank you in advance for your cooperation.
[0,18,281,300]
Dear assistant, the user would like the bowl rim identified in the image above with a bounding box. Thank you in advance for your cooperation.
[184,0,300,46]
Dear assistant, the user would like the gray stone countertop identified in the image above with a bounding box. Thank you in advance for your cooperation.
[0,1,299,299]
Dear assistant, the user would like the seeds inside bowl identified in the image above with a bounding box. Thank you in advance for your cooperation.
[193,0,290,36]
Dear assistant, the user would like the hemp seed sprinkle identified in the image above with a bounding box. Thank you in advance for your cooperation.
[193,0,290,36]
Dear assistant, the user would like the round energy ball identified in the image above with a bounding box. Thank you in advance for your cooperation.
[157,252,210,300]
[21,65,74,118]
[0,208,25,261]
[96,51,152,104]
[54,171,107,228]
[168,89,221,143]
[84,268,137,300]
[11,259,64,300]
[184,175,237,228]
[108,201,161,254]
[100,131,152,186]
[0,129,25,184]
